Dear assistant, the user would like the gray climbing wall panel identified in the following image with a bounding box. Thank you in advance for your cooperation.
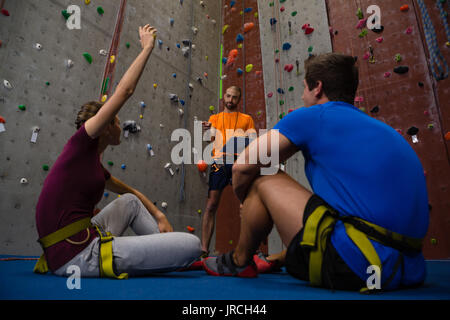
[257,0,333,254]
[0,0,221,255]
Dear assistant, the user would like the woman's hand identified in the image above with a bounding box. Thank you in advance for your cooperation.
[139,24,157,50]
[156,214,174,233]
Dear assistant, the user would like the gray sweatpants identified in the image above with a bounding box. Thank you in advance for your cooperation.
[54,193,201,277]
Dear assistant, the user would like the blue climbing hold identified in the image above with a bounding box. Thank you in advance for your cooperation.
[237,68,243,75]
[236,33,244,42]
[244,8,252,13]
[230,1,236,8]
[277,88,285,94]
[222,57,228,64]
[179,99,185,106]
[104,192,109,198]
[121,164,126,170]
[176,43,181,48]
[282,42,292,51]
[172,73,177,78]
[270,18,277,26]
[158,39,163,46]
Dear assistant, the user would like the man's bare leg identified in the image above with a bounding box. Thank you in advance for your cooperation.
[201,189,223,254]
[233,171,312,266]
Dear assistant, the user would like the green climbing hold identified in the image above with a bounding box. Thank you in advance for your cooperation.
[291,11,298,17]
[245,64,254,72]
[18,104,26,111]
[257,111,262,116]
[43,164,49,171]
[279,112,285,119]
[107,161,114,166]
[61,10,71,20]
[126,42,130,48]
[430,238,437,245]
[269,2,274,7]
[288,86,294,91]
[279,100,284,106]
[308,46,313,52]
[280,0,287,3]
[356,8,364,19]
[97,6,104,15]
[394,53,402,62]
[45,81,50,86]
[209,105,215,111]
[83,52,93,64]
[358,29,368,38]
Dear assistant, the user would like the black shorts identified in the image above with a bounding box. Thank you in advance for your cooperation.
[208,163,234,193]
[285,195,366,291]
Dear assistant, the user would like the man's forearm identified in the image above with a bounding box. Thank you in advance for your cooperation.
[232,165,260,203]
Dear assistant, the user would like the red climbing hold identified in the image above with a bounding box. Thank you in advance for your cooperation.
[197,160,208,172]
[1,8,10,16]
[0,116,5,123]
[400,5,409,12]
[445,132,450,141]
[302,24,314,35]
[284,64,294,72]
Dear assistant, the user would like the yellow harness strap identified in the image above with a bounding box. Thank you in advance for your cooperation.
[34,218,128,280]
[94,226,128,280]
[301,205,422,291]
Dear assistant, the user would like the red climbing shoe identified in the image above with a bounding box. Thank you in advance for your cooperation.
[253,252,282,274]
[203,251,258,278]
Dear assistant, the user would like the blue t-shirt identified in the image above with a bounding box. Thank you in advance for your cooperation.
[273,101,429,289]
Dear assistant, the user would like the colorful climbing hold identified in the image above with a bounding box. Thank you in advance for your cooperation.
[43,164,50,171]
[85,0,91,4]
[110,55,115,64]
[267,92,273,98]
[197,160,208,172]
[107,161,114,166]
[61,10,71,20]
[444,132,450,141]
[291,11,298,17]
[245,64,253,72]
[282,42,292,51]
[405,26,413,34]
[393,66,409,74]
[400,4,409,12]
[222,24,230,34]
[18,105,26,111]
[302,24,314,35]
[358,29,368,38]
[356,8,364,19]
[83,52,93,64]
[209,105,215,111]
[126,42,130,48]
[97,6,104,15]
[3,80,12,89]
[187,226,195,233]
[244,22,255,33]
[394,54,402,62]
[236,33,244,43]
[237,68,243,75]
[284,64,294,72]
[376,37,383,43]
[121,164,126,170]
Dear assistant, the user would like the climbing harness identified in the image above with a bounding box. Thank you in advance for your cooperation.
[417,0,449,80]
[33,217,128,279]
[300,203,423,293]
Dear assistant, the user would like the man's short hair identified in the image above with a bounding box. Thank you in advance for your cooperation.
[304,53,359,105]
[226,86,242,102]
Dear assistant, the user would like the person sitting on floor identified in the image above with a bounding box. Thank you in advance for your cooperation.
[34,25,201,279]
[203,53,429,292]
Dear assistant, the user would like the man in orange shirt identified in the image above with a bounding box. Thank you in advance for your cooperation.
[200,86,256,256]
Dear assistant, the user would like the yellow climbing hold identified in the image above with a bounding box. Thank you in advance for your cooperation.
[110,55,115,64]
[101,95,108,102]
[245,64,253,72]
[238,43,243,49]
[222,24,230,34]
[85,0,90,4]
[153,83,157,89]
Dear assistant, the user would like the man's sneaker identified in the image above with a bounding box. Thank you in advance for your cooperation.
[203,251,258,278]
[253,252,282,274]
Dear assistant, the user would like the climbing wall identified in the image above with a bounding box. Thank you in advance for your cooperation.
[325,0,450,259]
[0,0,222,255]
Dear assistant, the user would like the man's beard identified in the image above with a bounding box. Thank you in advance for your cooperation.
[225,102,237,110]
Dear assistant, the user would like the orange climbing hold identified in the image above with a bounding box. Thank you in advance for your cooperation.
[226,49,239,66]
[400,4,409,12]
[445,132,450,141]
[244,22,255,33]
[197,160,208,172]
[187,226,195,232]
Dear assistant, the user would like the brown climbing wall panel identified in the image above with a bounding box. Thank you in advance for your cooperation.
[215,0,268,254]
[326,0,450,259]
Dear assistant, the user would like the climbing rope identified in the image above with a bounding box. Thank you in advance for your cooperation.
[417,0,449,80]
[436,0,450,44]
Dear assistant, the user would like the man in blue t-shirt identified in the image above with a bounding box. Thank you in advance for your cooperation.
[203,53,429,291]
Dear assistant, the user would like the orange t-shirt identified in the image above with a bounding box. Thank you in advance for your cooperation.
[208,112,256,158]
